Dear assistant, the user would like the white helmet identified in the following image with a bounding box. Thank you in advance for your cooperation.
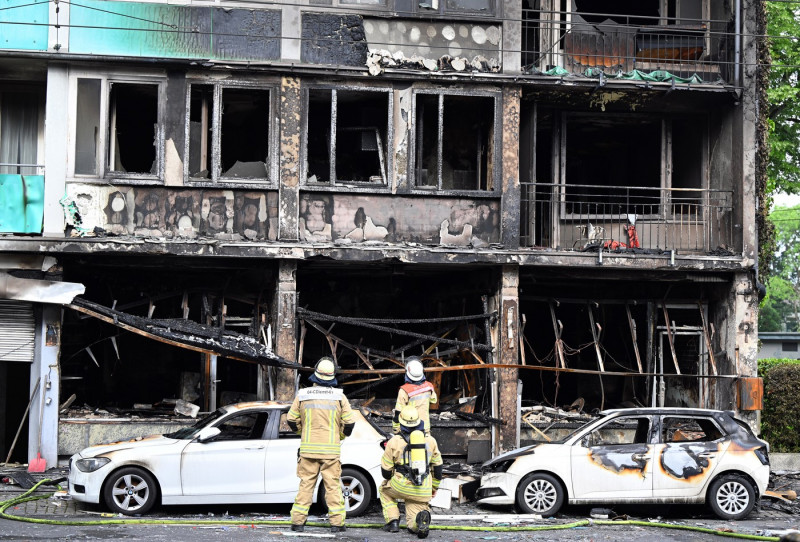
[314,357,336,381]
[405,357,424,382]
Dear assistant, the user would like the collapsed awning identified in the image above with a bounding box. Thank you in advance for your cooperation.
[0,271,85,304]
[68,297,301,369]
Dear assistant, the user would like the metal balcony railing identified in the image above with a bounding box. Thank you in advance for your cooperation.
[522,9,738,87]
[520,183,734,254]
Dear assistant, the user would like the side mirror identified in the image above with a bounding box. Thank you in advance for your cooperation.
[196,427,221,443]
[581,435,592,448]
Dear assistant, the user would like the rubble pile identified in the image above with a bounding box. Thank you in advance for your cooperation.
[764,472,800,515]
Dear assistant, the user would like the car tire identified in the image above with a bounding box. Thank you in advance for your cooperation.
[515,472,564,517]
[707,474,755,520]
[102,467,158,515]
[318,467,373,518]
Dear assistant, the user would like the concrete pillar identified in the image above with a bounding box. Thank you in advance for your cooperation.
[496,265,520,453]
[279,76,301,242]
[43,64,68,237]
[29,305,61,467]
[501,0,522,73]
[274,260,298,401]
[500,87,521,249]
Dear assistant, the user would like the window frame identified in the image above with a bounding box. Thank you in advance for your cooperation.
[184,80,279,187]
[68,72,166,184]
[659,415,725,444]
[558,111,708,221]
[301,85,394,190]
[409,88,501,194]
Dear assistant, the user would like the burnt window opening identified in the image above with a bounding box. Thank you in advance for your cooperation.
[305,88,391,185]
[60,263,276,415]
[188,84,271,181]
[108,82,159,175]
[782,342,798,352]
[414,93,496,191]
[564,115,661,217]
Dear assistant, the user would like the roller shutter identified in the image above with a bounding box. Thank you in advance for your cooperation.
[0,300,35,362]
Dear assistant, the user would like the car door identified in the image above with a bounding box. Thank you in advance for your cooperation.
[570,415,655,499]
[181,410,270,496]
[262,410,303,500]
[653,415,730,498]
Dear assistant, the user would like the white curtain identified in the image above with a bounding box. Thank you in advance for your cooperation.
[0,92,39,175]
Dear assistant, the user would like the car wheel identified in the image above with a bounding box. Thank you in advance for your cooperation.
[515,473,564,517]
[708,474,755,520]
[103,467,158,515]
[318,468,373,517]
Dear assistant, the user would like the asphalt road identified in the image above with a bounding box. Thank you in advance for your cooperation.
[1,493,799,542]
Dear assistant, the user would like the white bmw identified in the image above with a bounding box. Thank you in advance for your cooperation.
[477,408,770,520]
[68,401,385,516]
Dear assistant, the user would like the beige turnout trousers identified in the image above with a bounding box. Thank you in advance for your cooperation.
[291,457,345,527]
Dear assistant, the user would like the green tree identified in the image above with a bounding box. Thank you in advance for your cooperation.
[767,2,800,195]
[759,204,800,331]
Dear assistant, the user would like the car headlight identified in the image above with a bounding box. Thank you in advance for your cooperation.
[75,457,111,473]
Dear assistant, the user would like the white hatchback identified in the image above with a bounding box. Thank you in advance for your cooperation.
[477,408,770,520]
[68,401,385,516]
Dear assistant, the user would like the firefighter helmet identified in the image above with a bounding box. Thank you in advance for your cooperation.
[405,357,425,382]
[313,357,337,381]
[399,405,422,430]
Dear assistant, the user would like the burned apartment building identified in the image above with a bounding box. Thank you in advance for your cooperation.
[0,0,766,468]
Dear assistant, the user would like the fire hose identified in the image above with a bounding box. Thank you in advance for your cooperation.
[0,479,784,541]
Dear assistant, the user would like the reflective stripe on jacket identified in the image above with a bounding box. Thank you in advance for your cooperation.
[287,386,355,459]
[393,382,437,432]
[381,434,443,500]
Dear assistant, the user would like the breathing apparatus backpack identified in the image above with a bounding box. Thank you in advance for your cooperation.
[402,429,429,486]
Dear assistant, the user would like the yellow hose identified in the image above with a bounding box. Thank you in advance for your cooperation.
[0,480,780,541]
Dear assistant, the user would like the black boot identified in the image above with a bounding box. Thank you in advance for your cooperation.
[383,519,400,532]
[290,524,304,532]
[415,510,431,539]
[330,525,346,533]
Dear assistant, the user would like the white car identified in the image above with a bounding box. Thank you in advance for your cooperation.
[477,408,770,520]
[68,401,386,516]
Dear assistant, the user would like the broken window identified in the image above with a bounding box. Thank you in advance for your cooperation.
[305,88,391,185]
[109,83,159,175]
[0,89,43,175]
[661,416,722,443]
[72,77,163,179]
[528,0,720,81]
[413,92,496,191]
[589,417,650,446]
[188,83,271,181]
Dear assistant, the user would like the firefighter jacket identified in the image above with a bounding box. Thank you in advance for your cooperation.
[381,433,443,501]
[287,385,355,459]
[393,381,437,433]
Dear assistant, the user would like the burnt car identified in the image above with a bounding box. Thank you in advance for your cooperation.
[477,408,769,520]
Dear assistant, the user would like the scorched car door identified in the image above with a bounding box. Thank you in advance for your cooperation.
[653,415,730,497]
[571,415,654,499]
[181,411,269,495]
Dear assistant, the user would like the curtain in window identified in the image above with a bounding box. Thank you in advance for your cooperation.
[0,92,39,175]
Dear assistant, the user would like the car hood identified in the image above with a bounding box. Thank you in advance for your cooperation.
[76,434,180,457]
[482,443,541,469]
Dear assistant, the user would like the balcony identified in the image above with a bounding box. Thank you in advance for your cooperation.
[522,6,738,87]
[520,183,734,254]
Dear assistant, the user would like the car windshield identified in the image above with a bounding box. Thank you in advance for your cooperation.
[163,408,226,440]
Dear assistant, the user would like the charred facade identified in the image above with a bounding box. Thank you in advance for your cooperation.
[0,0,765,466]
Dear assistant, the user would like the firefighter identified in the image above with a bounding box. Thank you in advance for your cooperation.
[380,405,443,538]
[393,357,437,436]
[287,357,355,533]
